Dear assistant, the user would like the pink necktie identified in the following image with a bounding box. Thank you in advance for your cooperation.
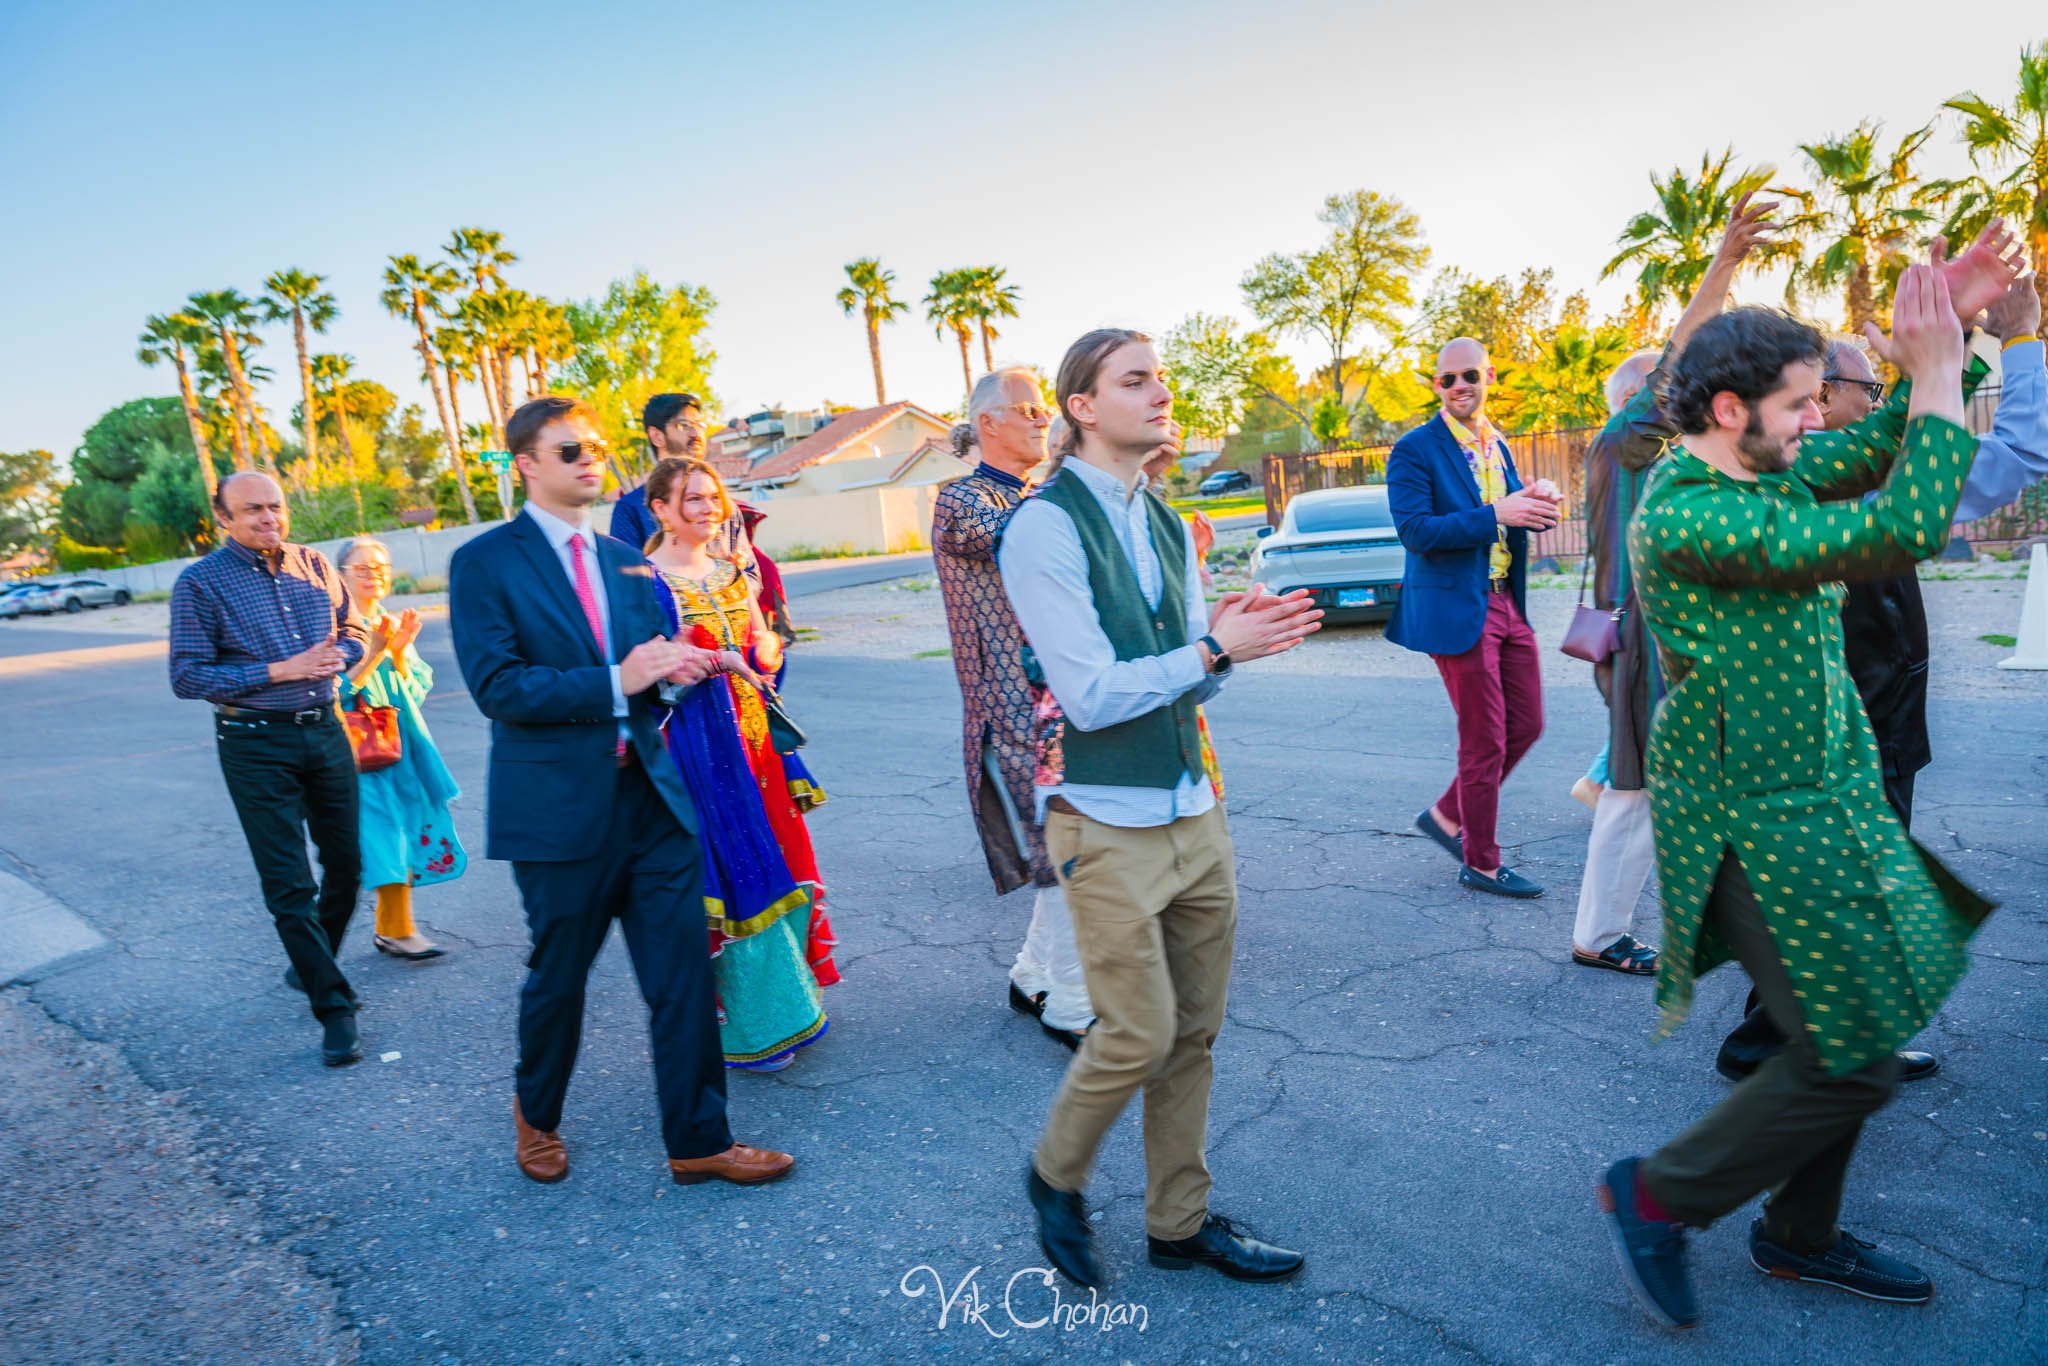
[567,532,608,660]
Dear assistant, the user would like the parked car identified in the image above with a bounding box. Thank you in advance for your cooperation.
[20,577,130,614]
[1248,486,1406,623]
[0,583,43,619]
[1198,469,1254,497]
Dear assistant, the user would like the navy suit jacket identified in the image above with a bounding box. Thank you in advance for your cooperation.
[1384,413,1530,657]
[448,510,698,862]
[609,486,655,556]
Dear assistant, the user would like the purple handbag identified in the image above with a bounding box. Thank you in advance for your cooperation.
[1560,556,1622,664]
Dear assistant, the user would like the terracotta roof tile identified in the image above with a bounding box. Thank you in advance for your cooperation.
[737,401,951,483]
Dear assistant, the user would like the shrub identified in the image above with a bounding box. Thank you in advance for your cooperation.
[53,533,122,571]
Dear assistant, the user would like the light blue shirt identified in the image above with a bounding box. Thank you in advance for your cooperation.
[523,503,629,721]
[998,456,1222,829]
[1955,338,2048,524]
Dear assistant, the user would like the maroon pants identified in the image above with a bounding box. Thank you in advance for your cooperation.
[1431,592,1544,872]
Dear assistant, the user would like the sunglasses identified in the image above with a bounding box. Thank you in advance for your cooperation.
[1002,402,1054,422]
[1823,376,1886,402]
[1436,369,1483,390]
[524,439,610,464]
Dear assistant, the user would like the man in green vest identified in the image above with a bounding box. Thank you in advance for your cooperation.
[999,328,1322,1290]
[1598,262,2001,1329]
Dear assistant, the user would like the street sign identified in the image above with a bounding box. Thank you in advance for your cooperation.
[481,449,512,468]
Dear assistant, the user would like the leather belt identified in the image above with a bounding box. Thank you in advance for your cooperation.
[1488,579,1512,594]
[215,704,333,726]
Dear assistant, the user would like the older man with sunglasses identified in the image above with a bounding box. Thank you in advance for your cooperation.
[1387,339,1562,898]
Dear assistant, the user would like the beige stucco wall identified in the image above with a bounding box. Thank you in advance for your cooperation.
[744,481,959,557]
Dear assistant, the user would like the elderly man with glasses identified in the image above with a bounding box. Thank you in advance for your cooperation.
[1388,338,1563,898]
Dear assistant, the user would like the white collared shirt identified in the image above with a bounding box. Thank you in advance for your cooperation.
[523,503,628,720]
[998,456,1222,828]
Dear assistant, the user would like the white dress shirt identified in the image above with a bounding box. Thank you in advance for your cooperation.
[998,456,1223,828]
[523,502,629,720]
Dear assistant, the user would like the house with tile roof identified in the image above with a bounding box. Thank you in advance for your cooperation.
[726,402,975,557]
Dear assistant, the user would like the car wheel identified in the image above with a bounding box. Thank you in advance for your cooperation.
[113,590,131,606]
[63,597,83,613]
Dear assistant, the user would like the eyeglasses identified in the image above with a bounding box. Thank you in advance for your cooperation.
[1823,375,1886,402]
[345,562,392,576]
[1436,369,1483,390]
[1001,402,1054,422]
[525,439,610,464]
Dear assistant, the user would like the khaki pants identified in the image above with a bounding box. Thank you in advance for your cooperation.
[1640,852,1901,1252]
[1033,801,1237,1241]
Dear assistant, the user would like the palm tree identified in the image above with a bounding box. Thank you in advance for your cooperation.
[1602,149,1797,319]
[185,289,270,470]
[924,269,979,399]
[1777,123,1935,330]
[381,255,476,523]
[444,227,519,432]
[454,293,511,439]
[260,269,338,476]
[959,266,1022,372]
[1928,42,2048,314]
[311,353,366,529]
[525,297,574,390]
[1498,322,1636,431]
[138,312,219,506]
[836,258,910,405]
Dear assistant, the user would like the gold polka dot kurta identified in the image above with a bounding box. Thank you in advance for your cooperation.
[1628,410,1995,1076]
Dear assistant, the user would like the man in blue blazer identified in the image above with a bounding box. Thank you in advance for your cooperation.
[1386,338,1561,899]
[449,395,795,1189]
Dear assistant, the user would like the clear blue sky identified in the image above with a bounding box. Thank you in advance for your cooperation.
[0,0,2037,460]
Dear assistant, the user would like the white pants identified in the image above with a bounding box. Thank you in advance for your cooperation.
[1574,787,1656,952]
[1010,885,1093,1029]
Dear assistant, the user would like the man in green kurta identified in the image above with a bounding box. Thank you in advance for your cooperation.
[1597,268,1995,1330]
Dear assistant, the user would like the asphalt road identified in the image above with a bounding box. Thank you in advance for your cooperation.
[0,595,2042,1364]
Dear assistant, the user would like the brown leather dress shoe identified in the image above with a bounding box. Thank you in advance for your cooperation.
[514,1098,568,1184]
[668,1143,795,1186]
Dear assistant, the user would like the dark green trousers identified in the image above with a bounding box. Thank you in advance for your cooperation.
[1641,853,1902,1252]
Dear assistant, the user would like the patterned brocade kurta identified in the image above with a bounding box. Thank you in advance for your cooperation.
[1629,407,1995,1076]
[932,468,1055,893]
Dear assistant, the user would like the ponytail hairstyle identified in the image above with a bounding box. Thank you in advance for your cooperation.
[1053,327,1150,461]
[642,457,736,555]
[1041,418,1071,481]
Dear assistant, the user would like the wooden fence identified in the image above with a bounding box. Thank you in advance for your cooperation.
[1259,384,2040,561]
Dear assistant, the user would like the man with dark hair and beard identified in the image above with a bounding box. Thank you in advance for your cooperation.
[1597,264,1998,1329]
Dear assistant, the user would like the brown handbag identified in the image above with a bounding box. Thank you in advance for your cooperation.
[1560,556,1622,664]
[342,695,402,772]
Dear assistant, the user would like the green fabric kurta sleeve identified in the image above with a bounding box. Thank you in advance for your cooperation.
[1641,416,1978,590]
[1795,355,1991,501]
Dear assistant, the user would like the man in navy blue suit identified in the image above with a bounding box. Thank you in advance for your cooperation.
[1386,339,1562,899]
[449,394,794,1189]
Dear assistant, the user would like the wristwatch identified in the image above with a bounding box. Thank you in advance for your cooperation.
[1199,633,1232,675]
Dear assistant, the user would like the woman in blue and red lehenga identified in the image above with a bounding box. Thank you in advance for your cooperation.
[641,457,836,1071]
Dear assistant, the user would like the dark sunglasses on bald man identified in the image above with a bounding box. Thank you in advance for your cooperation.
[526,439,610,464]
[1436,369,1483,390]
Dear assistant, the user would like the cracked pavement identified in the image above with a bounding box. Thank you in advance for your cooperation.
[0,576,2042,1364]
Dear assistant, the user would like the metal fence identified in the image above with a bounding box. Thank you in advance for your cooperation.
[1258,382,2042,560]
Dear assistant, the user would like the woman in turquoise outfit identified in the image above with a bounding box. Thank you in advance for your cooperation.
[337,537,466,961]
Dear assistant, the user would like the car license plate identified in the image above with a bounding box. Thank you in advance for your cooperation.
[1336,587,1377,607]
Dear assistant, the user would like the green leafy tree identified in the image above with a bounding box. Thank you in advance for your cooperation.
[923,268,979,399]
[836,257,910,405]
[381,253,476,522]
[1602,150,1796,318]
[1929,41,2048,313]
[261,269,339,477]
[558,271,720,464]
[137,312,220,507]
[1497,321,1636,431]
[1778,123,1935,330]
[1309,395,1351,450]
[59,398,195,549]
[1159,313,1314,445]
[1240,189,1430,404]
[127,439,209,557]
[0,449,59,560]
[184,289,270,471]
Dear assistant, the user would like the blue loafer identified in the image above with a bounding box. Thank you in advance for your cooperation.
[1459,865,1545,899]
[1749,1222,1933,1303]
[1415,809,1462,861]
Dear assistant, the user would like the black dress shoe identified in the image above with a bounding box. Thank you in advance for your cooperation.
[1897,1050,1939,1083]
[1720,1046,1940,1085]
[1008,982,1046,1019]
[1026,1165,1102,1289]
[321,1014,362,1067]
[1148,1214,1305,1282]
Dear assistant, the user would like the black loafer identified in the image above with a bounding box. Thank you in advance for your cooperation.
[1459,865,1545,899]
[1148,1214,1304,1282]
[1748,1221,1932,1303]
[1026,1165,1102,1289]
[321,1014,362,1067]
[1414,809,1462,861]
[1897,1050,1939,1083]
[1009,982,1047,1019]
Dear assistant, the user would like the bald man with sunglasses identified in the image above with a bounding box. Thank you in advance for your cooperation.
[1388,339,1562,899]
